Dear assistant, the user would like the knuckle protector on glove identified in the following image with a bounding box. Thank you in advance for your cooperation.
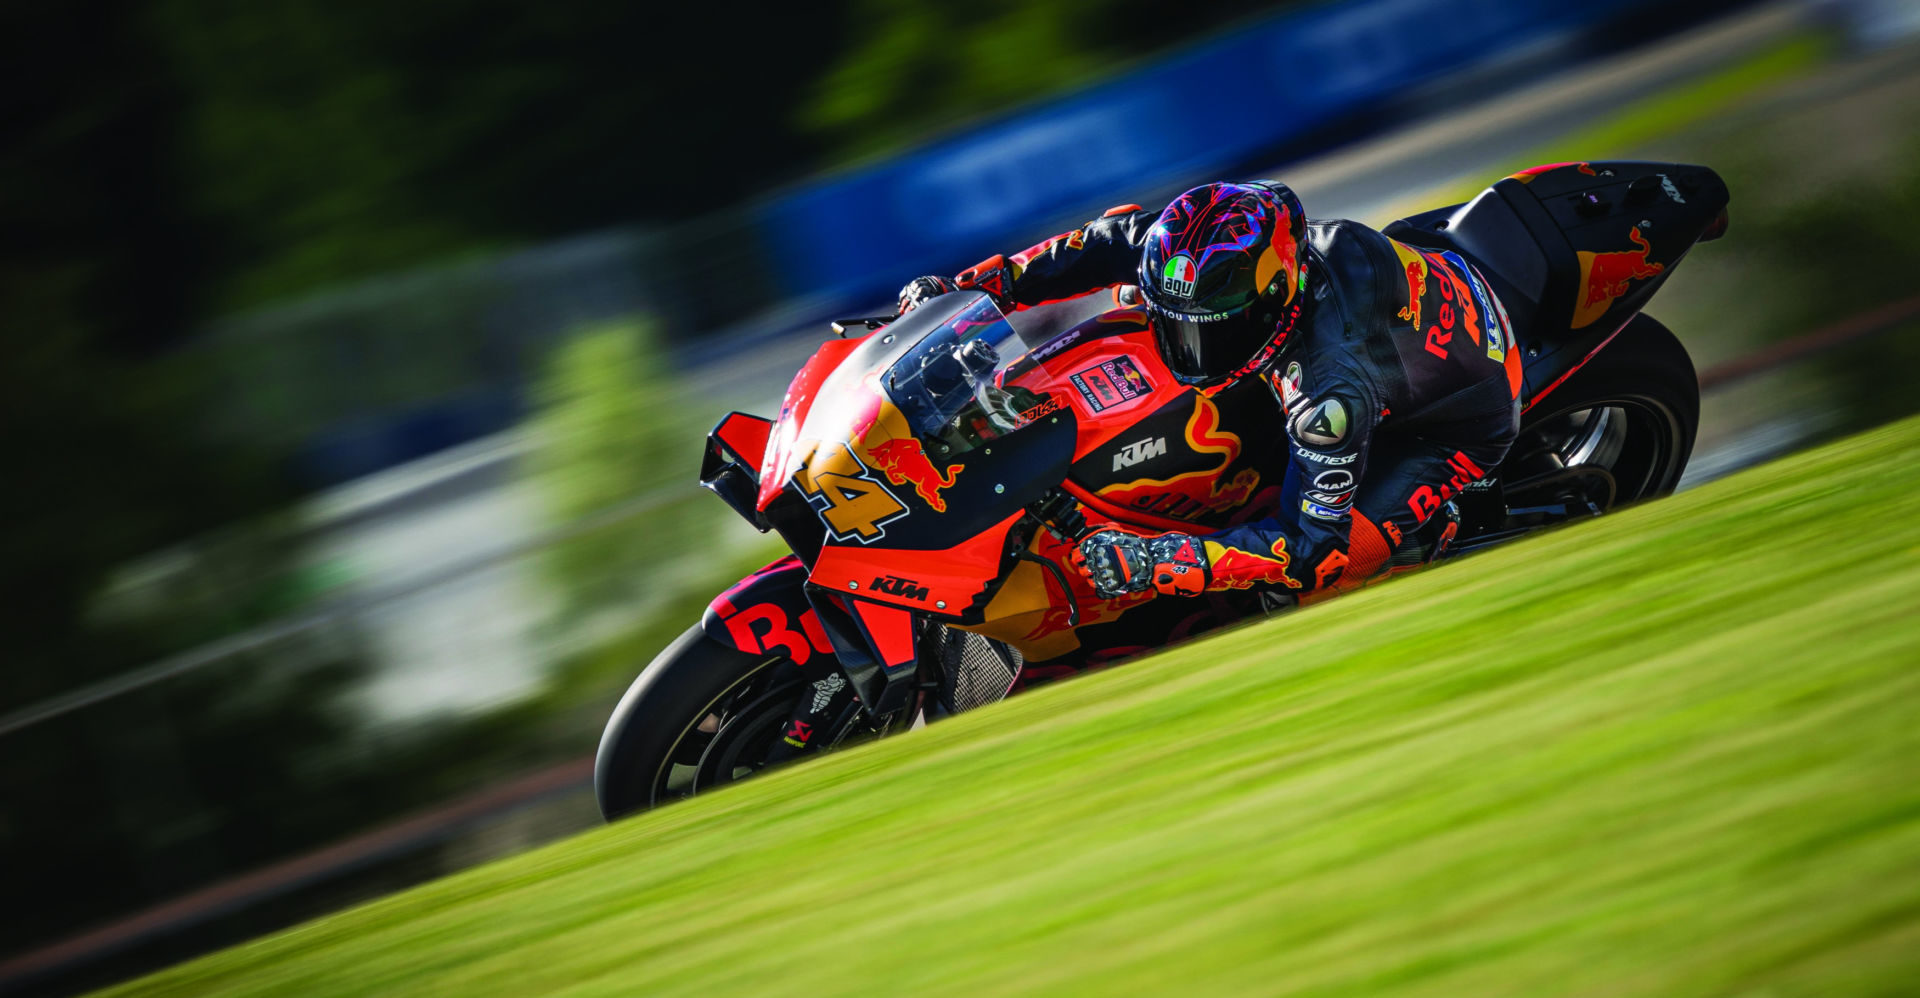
[1075,529,1153,598]
[897,275,959,313]
[1076,529,1210,599]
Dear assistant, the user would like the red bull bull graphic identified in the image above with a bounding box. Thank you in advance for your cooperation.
[846,399,965,514]
[1392,241,1428,326]
[1202,537,1303,590]
[1573,227,1665,329]
[867,436,964,512]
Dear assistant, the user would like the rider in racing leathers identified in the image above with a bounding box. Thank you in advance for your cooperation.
[896,181,1523,601]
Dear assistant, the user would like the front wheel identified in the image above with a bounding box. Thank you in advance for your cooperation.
[593,625,800,820]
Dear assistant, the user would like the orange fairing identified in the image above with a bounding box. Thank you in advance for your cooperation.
[811,510,1025,615]
[849,600,916,667]
[758,336,868,511]
[957,527,1154,661]
[713,412,772,470]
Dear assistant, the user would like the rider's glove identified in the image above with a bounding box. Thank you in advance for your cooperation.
[1072,527,1210,599]
[897,276,961,314]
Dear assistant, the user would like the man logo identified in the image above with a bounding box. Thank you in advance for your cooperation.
[1161,255,1197,298]
[1112,436,1168,471]
[1312,469,1354,492]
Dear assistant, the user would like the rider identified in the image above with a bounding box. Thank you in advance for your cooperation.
[896,181,1523,600]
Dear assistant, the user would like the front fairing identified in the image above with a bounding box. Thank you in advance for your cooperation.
[759,293,1081,620]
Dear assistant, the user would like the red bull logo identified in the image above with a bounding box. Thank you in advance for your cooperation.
[1203,537,1303,590]
[1573,227,1664,329]
[1410,250,1483,359]
[1392,241,1428,326]
[866,436,963,512]
[1406,450,1486,520]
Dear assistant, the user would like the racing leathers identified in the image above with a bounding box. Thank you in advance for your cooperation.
[950,204,1524,597]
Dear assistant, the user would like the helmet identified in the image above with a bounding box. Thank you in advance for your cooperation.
[1138,181,1309,386]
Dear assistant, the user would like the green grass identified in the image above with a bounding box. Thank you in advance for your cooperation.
[109,415,1920,997]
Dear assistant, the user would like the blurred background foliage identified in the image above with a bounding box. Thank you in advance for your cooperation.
[802,0,1300,159]
[2,0,1288,701]
[525,319,712,621]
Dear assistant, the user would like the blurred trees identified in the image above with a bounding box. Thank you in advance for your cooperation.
[3,0,1298,702]
[1728,131,1920,432]
[800,0,1296,160]
[1,0,1301,971]
[1,1,287,708]
[150,0,851,310]
[525,319,712,621]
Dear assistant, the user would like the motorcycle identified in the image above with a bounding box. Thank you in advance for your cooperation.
[594,160,1729,819]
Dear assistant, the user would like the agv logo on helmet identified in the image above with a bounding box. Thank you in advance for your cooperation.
[1161,255,1198,298]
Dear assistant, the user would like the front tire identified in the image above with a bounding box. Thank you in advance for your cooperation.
[593,625,795,820]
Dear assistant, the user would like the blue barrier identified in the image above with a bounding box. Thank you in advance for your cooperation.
[756,0,1647,305]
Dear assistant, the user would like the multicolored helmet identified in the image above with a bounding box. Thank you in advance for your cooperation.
[1137,181,1309,385]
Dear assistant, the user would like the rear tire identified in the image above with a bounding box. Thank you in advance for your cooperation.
[593,625,794,820]
[1515,313,1699,503]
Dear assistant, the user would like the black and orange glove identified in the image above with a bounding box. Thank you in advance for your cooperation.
[1072,528,1210,599]
[896,276,961,314]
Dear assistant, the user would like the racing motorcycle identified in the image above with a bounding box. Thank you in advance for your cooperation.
[595,160,1730,819]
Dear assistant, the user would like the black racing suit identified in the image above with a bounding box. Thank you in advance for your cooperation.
[958,204,1523,594]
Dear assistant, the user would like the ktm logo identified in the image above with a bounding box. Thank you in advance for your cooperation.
[870,574,930,601]
[1112,436,1168,471]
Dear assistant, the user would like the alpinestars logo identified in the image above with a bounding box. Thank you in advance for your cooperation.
[1161,255,1197,298]
[1112,436,1168,471]
[870,574,930,601]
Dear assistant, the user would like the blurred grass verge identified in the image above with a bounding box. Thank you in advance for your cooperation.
[112,413,1920,998]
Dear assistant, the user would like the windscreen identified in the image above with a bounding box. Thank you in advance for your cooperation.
[883,293,1057,458]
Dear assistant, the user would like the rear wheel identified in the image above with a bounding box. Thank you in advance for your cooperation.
[1464,314,1698,545]
[593,625,801,820]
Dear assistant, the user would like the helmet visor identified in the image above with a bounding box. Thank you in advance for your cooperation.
[1150,304,1272,385]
